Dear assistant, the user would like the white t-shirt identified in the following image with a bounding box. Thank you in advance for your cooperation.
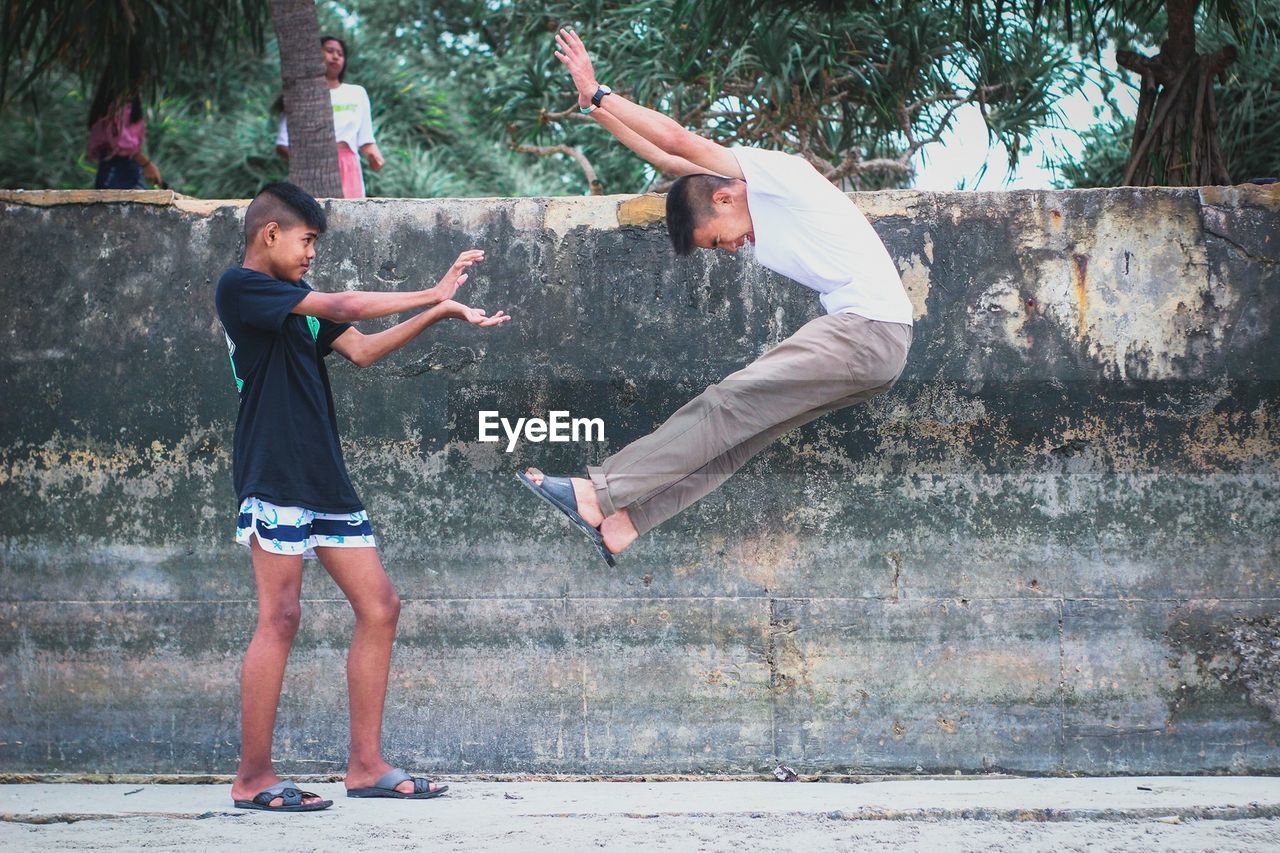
[732,146,912,324]
[276,83,375,153]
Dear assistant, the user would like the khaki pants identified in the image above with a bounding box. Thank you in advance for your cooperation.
[587,313,912,535]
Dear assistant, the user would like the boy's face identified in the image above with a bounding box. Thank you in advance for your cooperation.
[259,221,319,283]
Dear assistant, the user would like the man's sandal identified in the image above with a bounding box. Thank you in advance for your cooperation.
[516,468,616,567]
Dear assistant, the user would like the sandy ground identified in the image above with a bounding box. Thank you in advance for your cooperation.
[3,777,1280,852]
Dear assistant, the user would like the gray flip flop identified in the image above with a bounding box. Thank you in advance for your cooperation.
[234,779,332,812]
[516,468,617,567]
[347,767,449,799]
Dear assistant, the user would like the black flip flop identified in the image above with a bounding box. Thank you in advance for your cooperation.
[516,468,617,567]
[347,767,449,799]
[233,780,332,812]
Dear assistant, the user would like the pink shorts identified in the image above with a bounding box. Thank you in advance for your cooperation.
[338,145,365,198]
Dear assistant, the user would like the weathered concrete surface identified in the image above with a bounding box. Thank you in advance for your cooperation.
[4,778,1280,851]
[0,185,1276,776]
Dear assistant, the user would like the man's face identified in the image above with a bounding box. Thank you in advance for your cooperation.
[691,190,755,254]
[262,222,319,283]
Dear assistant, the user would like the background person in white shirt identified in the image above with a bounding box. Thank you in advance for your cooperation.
[276,35,384,199]
[518,28,914,566]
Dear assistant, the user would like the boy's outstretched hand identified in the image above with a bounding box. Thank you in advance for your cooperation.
[448,301,510,328]
[432,249,485,303]
[554,28,600,109]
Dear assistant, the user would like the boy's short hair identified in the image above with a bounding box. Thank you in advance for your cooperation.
[665,173,738,256]
[244,181,327,241]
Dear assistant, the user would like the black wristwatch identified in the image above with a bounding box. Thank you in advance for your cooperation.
[591,85,612,108]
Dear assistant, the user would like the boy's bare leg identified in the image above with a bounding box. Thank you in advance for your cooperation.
[317,545,442,795]
[231,538,324,807]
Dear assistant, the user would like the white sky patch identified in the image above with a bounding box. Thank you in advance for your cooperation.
[913,50,1141,190]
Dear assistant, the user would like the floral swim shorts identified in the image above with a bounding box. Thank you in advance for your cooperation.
[236,496,376,558]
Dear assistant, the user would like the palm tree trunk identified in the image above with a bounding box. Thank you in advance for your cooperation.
[269,0,341,197]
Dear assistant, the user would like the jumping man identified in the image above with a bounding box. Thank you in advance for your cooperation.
[518,29,913,566]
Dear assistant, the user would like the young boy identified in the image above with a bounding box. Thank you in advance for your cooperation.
[519,29,912,565]
[216,182,509,812]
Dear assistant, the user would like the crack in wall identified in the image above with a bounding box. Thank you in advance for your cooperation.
[1203,227,1279,266]
[1057,599,1066,773]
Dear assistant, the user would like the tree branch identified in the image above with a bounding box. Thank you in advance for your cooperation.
[1116,49,1168,85]
[540,106,591,124]
[829,157,913,183]
[512,142,603,195]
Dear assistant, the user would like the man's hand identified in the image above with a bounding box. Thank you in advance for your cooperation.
[447,301,511,328]
[550,27,745,180]
[430,249,485,303]
[554,27,599,108]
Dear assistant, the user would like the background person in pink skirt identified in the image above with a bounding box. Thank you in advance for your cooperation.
[86,88,163,190]
[275,35,385,198]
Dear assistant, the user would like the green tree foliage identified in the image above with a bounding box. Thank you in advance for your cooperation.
[305,1,574,198]
[945,0,1243,47]
[410,0,1079,192]
[0,1,570,196]
[0,67,96,189]
[3,0,1274,195]
[0,0,267,108]
[1058,0,1279,186]
[0,48,292,195]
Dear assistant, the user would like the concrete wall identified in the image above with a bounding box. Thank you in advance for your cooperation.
[0,185,1276,776]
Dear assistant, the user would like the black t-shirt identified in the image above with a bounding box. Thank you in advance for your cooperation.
[215,267,362,513]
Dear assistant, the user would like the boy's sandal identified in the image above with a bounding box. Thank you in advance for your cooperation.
[347,767,449,799]
[233,780,333,812]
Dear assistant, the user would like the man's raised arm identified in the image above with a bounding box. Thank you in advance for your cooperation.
[554,28,743,180]
[590,109,707,178]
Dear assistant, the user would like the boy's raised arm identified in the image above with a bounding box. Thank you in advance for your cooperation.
[294,250,486,323]
[329,299,509,369]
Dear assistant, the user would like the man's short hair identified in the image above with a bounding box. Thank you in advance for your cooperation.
[244,181,327,242]
[665,173,738,256]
